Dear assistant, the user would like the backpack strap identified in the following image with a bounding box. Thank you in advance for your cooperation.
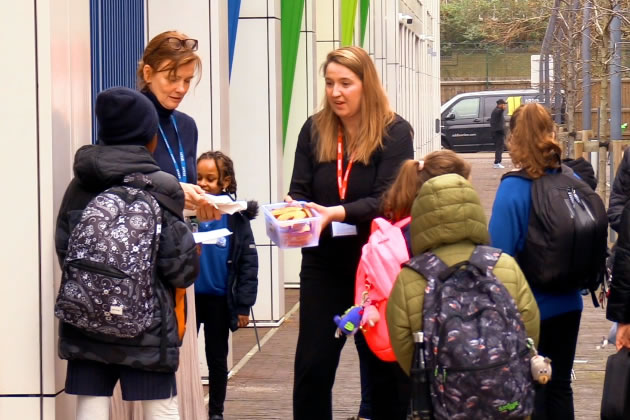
[403,246,502,283]
[394,216,411,229]
[403,252,449,283]
[123,173,184,220]
[150,192,185,221]
[467,245,503,276]
[371,217,394,233]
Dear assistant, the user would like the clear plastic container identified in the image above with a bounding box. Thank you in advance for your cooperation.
[262,202,322,249]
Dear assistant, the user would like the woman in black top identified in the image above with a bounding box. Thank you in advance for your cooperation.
[287,46,414,420]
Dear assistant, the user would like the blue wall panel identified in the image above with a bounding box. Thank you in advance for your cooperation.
[228,0,241,79]
[90,0,145,143]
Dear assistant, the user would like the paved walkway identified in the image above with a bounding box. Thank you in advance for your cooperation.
[217,152,615,420]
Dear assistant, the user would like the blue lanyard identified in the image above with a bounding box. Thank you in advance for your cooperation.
[158,115,188,183]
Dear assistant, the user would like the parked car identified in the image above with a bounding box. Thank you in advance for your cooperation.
[440,89,542,152]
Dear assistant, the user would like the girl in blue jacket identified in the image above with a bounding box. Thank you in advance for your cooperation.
[195,151,259,420]
[489,103,582,420]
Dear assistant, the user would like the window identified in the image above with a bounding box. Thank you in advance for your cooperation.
[483,98,501,119]
[451,98,480,119]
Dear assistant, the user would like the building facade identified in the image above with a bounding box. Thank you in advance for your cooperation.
[0,0,440,418]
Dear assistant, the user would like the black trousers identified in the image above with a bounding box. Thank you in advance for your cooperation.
[196,294,230,417]
[532,310,582,420]
[355,330,410,420]
[293,255,357,420]
[493,131,505,164]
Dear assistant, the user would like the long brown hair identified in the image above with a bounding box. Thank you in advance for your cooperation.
[382,150,472,221]
[313,46,395,165]
[508,103,561,179]
[137,30,202,91]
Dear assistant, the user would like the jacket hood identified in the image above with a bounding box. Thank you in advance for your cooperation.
[74,144,162,190]
[410,173,489,255]
[563,157,597,190]
[72,144,184,212]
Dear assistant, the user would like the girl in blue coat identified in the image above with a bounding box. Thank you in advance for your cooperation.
[195,151,259,420]
[489,103,582,420]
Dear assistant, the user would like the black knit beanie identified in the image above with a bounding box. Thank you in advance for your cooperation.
[95,86,158,146]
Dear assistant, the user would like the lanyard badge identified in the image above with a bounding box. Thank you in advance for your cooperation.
[337,129,354,202]
[332,128,358,237]
[158,115,188,183]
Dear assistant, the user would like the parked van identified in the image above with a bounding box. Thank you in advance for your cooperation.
[440,89,542,152]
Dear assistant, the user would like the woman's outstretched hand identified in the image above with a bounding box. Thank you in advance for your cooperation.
[181,183,208,210]
[284,196,345,234]
[305,203,345,232]
[180,183,222,221]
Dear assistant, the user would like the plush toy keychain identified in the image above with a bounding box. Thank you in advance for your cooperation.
[333,292,380,338]
[527,337,552,384]
[333,305,363,338]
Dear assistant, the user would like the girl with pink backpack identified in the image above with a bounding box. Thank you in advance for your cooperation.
[353,150,472,419]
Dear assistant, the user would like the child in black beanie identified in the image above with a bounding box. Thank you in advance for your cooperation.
[54,86,199,420]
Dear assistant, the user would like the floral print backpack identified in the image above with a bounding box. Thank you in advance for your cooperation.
[54,173,162,338]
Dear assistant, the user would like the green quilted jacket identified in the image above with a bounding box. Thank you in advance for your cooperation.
[386,173,540,375]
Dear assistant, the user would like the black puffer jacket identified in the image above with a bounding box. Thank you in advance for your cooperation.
[563,157,597,190]
[55,145,199,373]
[226,201,259,331]
[608,201,630,323]
[609,147,630,232]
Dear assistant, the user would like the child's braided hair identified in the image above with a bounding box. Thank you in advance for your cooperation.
[197,150,237,196]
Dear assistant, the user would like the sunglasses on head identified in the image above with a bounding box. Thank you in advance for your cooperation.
[163,37,198,51]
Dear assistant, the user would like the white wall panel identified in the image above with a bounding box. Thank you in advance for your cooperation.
[208,1,231,153]
[239,0,267,17]
[45,0,92,398]
[0,398,40,420]
[230,2,284,322]
[0,0,43,396]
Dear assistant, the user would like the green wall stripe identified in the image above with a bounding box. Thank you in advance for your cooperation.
[341,0,358,46]
[281,0,305,148]
[359,0,370,48]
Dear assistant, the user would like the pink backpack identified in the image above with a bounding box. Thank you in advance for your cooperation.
[355,216,411,361]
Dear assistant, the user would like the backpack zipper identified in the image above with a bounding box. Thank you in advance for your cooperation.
[68,260,127,279]
[434,347,530,381]
[565,187,595,221]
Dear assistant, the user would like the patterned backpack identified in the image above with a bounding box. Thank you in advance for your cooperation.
[404,245,534,419]
[55,173,162,338]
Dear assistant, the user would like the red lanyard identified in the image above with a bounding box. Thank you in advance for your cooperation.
[337,129,354,201]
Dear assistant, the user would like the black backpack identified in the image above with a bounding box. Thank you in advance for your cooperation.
[55,173,163,338]
[502,164,608,293]
[405,246,534,420]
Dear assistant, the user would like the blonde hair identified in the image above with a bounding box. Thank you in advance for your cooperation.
[508,103,561,179]
[382,150,472,221]
[313,46,395,165]
[137,30,202,91]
